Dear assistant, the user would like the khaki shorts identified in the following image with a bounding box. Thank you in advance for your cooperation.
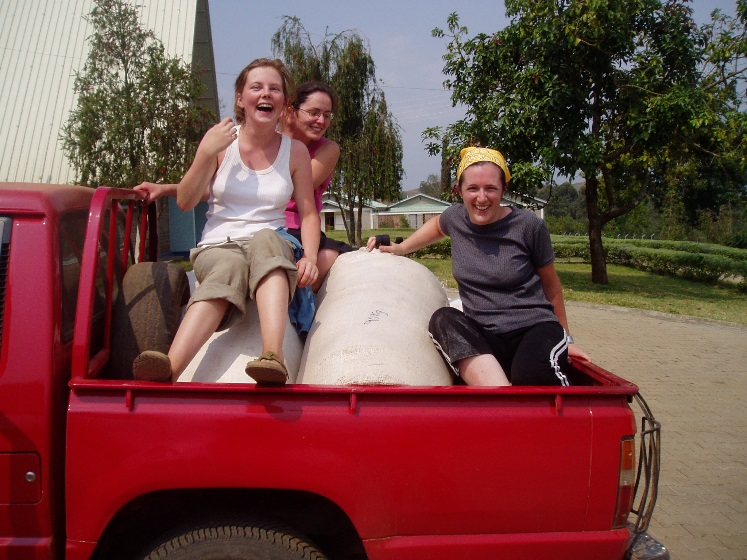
[189,228,297,330]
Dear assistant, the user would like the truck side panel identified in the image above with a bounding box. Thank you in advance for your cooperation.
[0,214,64,559]
[64,385,633,557]
[362,528,630,560]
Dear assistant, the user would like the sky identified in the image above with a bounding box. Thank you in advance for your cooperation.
[207,0,739,190]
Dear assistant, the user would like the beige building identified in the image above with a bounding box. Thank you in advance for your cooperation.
[0,0,218,184]
[322,192,548,232]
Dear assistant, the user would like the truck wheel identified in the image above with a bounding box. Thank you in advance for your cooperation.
[107,261,189,379]
[142,520,327,560]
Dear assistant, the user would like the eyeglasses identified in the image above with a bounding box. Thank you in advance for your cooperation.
[298,108,334,121]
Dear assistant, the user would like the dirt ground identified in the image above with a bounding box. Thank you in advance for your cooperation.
[567,301,747,560]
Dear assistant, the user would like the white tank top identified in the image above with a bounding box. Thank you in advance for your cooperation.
[198,130,293,246]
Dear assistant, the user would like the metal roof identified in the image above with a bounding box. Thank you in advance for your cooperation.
[0,0,217,184]
[383,194,450,214]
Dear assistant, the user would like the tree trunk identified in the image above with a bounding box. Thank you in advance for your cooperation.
[346,200,356,246]
[440,138,451,195]
[355,200,364,247]
[585,175,609,284]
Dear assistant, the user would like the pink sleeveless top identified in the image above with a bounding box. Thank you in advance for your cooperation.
[284,137,333,229]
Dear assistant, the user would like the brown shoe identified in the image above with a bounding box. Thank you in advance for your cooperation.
[245,351,288,385]
[133,350,172,382]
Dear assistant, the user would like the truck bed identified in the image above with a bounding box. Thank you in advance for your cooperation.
[66,362,639,560]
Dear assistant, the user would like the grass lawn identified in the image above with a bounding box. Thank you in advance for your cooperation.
[415,258,747,325]
[330,229,747,326]
[555,263,746,325]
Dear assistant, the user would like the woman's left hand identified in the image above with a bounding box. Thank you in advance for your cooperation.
[568,343,591,364]
[296,257,319,288]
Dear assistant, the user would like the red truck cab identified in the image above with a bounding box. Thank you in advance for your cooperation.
[0,183,667,560]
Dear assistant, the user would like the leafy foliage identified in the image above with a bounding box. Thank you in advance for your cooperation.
[272,17,404,246]
[429,0,746,284]
[419,173,443,198]
[60,0,216,188]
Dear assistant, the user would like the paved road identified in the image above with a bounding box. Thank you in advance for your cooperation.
[566,301,747,560]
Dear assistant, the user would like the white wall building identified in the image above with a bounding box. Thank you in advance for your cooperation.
[0,0,218,185]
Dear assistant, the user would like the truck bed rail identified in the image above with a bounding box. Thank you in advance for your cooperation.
[71,187,154,379]
[626,392,665,559]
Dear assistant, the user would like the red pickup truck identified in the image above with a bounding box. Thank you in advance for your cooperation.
[0,183,668,560]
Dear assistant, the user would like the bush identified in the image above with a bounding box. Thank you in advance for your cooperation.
[729,230,747,249]
[552,235,747,287]
[412,239,451,259]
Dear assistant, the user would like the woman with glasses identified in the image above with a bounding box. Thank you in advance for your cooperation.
[282,81,354,292]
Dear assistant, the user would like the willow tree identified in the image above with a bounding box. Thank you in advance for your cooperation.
[61,0,215,189]
[272,17,403,246]
[428,0,707,284]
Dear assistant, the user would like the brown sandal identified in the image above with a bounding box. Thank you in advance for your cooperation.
[132,350,172,382]
[245,351,289,385]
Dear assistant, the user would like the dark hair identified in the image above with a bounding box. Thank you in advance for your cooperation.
[292,81,338,113]
[233,58,295,125]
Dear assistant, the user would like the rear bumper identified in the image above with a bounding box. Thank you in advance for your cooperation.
[627,524,669,560]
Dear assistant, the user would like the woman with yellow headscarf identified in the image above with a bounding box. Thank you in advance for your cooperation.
[367,147,590,386]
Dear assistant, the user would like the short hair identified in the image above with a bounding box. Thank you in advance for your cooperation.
[233,58,295,125]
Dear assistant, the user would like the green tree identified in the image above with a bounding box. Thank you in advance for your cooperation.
[429,1,708,284]
[540,182,585,219]
[60,0,215,189]
[659,2,747,227]
[419,173,442,198]
[272,17,403,246]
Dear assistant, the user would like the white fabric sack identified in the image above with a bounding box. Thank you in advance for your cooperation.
[297,249,452,386]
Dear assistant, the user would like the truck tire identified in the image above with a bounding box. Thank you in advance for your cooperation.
[142,520,327,560]
[107,261,189,379]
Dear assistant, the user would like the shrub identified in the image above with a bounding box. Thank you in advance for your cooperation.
[411,239,451,259]
[552,236,746,286]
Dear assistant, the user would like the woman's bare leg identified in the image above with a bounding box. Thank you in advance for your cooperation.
[458,354,511,386]
[167,299,229,381]
[255,269,290,360]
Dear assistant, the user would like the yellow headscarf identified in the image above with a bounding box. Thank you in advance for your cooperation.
[456,147,511,184]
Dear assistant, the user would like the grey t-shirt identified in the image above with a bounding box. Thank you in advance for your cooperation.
[439,204,558,335]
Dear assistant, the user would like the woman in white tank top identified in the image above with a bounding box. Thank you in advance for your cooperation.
[132,58,320,385]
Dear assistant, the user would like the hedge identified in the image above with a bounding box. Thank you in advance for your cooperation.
[412,235,746,290]
[554,238,747,289]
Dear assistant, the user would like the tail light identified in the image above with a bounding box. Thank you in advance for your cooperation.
[613,436,636,528]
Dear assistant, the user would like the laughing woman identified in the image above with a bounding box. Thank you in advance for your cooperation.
[133,58,319,385]
[368,147,590,387]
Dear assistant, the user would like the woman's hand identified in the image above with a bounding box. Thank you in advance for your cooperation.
[295,257,319,289]
[175,118,233,210]
[568,343,591,364]
[200,117,238,156]
[366,235,404,255]
[134,182,174,202]
[366,236,378,251]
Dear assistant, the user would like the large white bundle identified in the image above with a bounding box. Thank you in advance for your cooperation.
[297,250,452,386]
[177,271,303,383]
